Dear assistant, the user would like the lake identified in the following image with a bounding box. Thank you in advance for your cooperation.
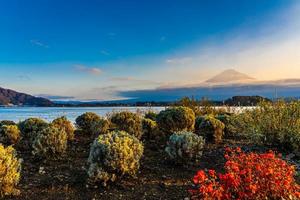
[0,107,165,122]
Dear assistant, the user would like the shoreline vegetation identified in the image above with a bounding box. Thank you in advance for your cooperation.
[0,99,300,199]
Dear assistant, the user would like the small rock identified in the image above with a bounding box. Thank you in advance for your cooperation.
[38,166,45,174]
[286,153,295,159]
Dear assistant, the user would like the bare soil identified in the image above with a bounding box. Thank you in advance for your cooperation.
[3,135,268,200]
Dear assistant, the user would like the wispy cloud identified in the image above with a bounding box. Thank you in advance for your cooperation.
[100,50,110,56]
[110,76,161,85]
[74,65,102,75]
[165,57,193,65]
[107,32,116,39]
[108,32,116,36]
[74,86,126,101]
[17,75,31,81]
[36,94,75,100]
[160,36,166,41]
[30,39,49,48]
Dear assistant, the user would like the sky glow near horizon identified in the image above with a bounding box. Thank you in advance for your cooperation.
[0,0,300,100]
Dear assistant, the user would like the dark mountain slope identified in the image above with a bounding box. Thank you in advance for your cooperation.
[0,87,54,106]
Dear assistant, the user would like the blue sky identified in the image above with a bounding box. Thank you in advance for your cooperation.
[0,0,299,100]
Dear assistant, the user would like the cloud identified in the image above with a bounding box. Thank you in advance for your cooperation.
[107,32,116,39]
[160,36,166,41]
[36,94,75,100]
[30,39,49,48]
[165,57,193,65]
[100,50,110,56]
[74,65,102,75]
[17,75,31,81]
[73,86,126,101]
[110,76,161,85]
[108,32,116,36]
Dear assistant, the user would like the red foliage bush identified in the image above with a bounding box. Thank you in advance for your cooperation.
[190,147,300,200]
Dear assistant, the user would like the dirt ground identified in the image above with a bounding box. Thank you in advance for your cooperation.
[3,134,272,200]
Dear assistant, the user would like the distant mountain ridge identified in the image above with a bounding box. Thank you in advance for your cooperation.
[0,87,54,106]
[120,69,300,101]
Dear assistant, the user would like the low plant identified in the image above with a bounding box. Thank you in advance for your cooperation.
[90,118,110,136]
[165,131,205,164]
[194,116,205,133]
[144,111,158,121]
[233,100,300,152]
[75,112,101,134]
[0,120,16,127]
[18,118,48,145]
[0,144,21,197]
[32,125,68,159]
[51,116,75,140]
[196,115,225,143]
[0,125,21,145]
[216,114,238,138]
[190,147,300,199]
[156,106,195,134]
[142,118,160,140]
[110,111,143,139]
[87,130,144,186]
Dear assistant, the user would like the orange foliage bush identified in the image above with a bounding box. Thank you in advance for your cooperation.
[190,147,300,200]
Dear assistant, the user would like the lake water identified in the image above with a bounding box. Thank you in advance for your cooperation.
[0,107,165,122]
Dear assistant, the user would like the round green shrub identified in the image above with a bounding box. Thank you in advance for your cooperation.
[32,125,68,159]
[142,118,160,140]
[110,111,143,139]
[0,144,21,197]
[87,130,144,186]
[18,118,48,145]
[156,106,195,134]
[0,120,16,127]
[51,116,75,140]
[197,115,225,143]
[165,131,205,164]
[90,118,110,137]
[75,112,101,134]
[194,116,205,133]
[144,111,158,121]
[216,114,237,138]
[0,125,21,145]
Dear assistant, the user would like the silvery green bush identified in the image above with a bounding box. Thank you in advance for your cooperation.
[18,118,48,146]
[165,131,205,164]
[32,125,68,159]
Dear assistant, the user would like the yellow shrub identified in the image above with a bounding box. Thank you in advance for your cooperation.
[0,144,21,197]
[110,111,143,139]
[51,116,75,140]
[87,130,144,186]
[75,112,101,134]
[0,125,21,145]
[157,106,195,134]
